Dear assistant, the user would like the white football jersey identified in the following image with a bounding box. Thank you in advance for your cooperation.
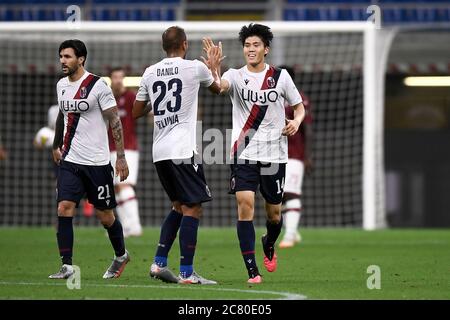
[136,57,214,162]
[56,71,116,166]
[222,64,302,163]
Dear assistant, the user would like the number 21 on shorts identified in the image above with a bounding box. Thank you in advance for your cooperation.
[98,185,111,200]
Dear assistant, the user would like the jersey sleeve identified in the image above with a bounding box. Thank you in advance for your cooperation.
[281,69,302,107]
[196,61,214,87]
[221,69,235,96]
[136,68,151,102]
[56,81,62,102]
[97,79,116,111]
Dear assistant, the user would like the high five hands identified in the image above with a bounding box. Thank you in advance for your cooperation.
[201,37,226,69]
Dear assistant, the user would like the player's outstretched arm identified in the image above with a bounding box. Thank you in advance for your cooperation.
[282,102,305,136]
[103,106,129,182]
[202,37,230,95]
[206,46,223,94]
[52,111,64,164]
[133,100,152,119]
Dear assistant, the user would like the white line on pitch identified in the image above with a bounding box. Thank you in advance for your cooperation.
[0,281,306,300]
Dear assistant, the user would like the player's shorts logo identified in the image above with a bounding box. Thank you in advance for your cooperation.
[205,185,212,197]
[267,77,276,88]
[80,87,87,99]
[230,177,236,191]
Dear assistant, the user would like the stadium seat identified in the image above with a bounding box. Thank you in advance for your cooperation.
[401,8,419,22]
[1,8,15,21]
[129,9,143,21]
[92,9,110,21]
[283,9,298,21]
[337,8,352,21]
[164,9,175,21]
[305,8,320,21]
[148,10,162,21]
[417,8,436,22]
[436,8,450,22]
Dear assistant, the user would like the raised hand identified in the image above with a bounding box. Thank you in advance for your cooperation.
[201,37,225,69]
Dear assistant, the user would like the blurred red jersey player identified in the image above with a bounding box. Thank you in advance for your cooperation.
[279,65,314,248]
[108,67,142,238]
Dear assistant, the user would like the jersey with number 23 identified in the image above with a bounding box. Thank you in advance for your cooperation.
[136,57,214,162]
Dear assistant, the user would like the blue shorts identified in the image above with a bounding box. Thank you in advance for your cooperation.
[154,157,212,206]
[57,160,117,210]
[229,161,286,204]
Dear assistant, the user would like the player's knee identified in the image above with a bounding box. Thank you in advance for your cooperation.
[266,203,282,222]
[172,201,182,213]
[182,203,202,218]
[57,201,75,217]
[96,210,115,227]
[268,214,281,224]
[238,197,254,211]
[237,199,254,218]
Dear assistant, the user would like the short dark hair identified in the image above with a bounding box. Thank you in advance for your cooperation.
[278,65,295,81]
[59,39,87,66]
[239,23,273,48]
[109,67,125,77]
[162,26,186,53]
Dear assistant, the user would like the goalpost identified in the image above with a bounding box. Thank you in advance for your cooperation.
[0,21,387,229]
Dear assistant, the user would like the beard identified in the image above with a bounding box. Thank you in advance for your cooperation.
[63,64,78,76]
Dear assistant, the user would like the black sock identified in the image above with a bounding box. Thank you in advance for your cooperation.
[105,219,126,257]
[155,209,183,260]
[179,216,199,278]
[266,215,283,247]
[237,220,259,278]
[57,216,73,265]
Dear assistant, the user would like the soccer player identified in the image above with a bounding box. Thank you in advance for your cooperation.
[34,104,95,216]
[203,23,305,283]
[133,26,221,284]
[108,67,143,238]
[49,39,130,280]
[277,66,314,249]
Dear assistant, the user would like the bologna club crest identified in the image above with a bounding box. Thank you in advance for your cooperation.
[80,87,87,98]
[267,77,276,88]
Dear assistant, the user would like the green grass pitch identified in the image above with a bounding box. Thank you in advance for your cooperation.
[0,227,449,300]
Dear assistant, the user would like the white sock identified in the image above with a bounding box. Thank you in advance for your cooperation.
[114,190,131,235]
[119,186,142,234]
[283,198,301,237]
